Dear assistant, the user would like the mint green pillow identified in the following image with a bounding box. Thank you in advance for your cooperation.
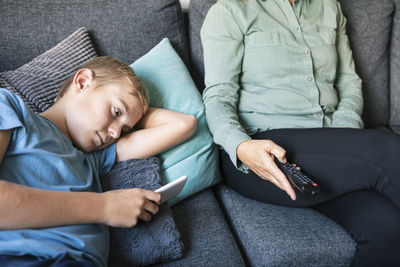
[130,38,221,206]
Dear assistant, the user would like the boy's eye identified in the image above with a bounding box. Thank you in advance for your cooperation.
[114,107,121,117]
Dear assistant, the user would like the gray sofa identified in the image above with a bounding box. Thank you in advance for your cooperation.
[1,0,399,266]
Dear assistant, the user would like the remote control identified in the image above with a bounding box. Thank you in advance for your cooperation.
[274,157,320,197]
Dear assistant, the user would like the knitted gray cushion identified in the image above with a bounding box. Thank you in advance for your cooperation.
[101,157,184,266]
[0,27,96,113]
[0,78,32,110]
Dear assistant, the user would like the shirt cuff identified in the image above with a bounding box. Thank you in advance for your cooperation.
[332,110,364,128]
[223,133,252,173]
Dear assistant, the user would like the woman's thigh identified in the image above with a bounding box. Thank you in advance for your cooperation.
[221,128,400,207]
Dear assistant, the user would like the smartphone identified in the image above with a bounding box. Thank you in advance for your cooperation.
[155,175,188,204]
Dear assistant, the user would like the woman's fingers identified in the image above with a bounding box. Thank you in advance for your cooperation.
[265,161,296,201]
[292,163,301,170]
[253,160,296,201]
[237,139,297,200]
[257,170,284,191]
[267,142,287,163]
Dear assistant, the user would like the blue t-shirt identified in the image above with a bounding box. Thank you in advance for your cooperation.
[0,89,116,267]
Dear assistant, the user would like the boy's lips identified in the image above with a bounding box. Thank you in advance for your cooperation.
[97,132,105,146]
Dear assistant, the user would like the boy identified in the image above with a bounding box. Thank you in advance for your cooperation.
[0,56,196,266]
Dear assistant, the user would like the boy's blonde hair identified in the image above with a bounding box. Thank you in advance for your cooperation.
[56,56,149,113]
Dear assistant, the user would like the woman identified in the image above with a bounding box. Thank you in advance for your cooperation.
[0,56,196,266]
[201,0,400,266]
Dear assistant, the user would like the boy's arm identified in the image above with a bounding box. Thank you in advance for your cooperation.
[0,130,11,163]
[115,108,197,162]
[0,181,160,229]
[0,130,161,230]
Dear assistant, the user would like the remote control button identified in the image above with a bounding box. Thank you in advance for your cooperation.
[274,157,320,197]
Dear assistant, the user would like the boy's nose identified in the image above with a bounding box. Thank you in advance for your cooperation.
[108,124,122,140]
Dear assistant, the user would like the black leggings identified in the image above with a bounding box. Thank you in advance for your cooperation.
[220,128,400,266]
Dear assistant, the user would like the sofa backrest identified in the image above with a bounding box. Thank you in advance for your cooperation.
[187,0,215,93]
[389,0,400,132]
[339,0,394,129]
[0,0,189,72]
[188,0,400,130]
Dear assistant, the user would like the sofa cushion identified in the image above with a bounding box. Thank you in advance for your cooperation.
[215,184,356,266]
[155,189,245,266]
[338,0,393,128]
[131,38,222,206]
[0,0,189,72]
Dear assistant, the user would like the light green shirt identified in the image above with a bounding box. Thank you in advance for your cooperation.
[201,0,363,170]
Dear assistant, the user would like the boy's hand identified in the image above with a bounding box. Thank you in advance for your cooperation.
[101,188,161,228]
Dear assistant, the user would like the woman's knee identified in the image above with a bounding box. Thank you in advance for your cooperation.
[353,216,400,266]
[315,191,400,266]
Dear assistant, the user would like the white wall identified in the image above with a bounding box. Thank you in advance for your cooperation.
[180,0,190,10]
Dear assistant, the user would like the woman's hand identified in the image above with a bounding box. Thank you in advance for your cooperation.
[101,188,162,228]
[236,140,296,200]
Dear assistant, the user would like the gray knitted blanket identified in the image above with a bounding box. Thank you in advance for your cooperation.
[101,157,184,266]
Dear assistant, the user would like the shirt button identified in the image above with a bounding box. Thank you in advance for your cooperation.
[314,113,323,118]
[304,50,310,54]
[294,26,300,31]
[307,76,313,81]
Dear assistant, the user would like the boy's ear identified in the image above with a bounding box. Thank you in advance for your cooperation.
[72,68,94,93]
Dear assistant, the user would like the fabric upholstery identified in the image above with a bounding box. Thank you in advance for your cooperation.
[338,0,393,127]
[131,38,221,206]
[188,0,215,92]
[0,28,96,113]
[215,184,356,266]
[101,157,184,266]
[155,189,245,267]
[0,0,189,72]
[390,0,400,132]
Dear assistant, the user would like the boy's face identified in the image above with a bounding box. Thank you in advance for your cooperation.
[66,78,144,152]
